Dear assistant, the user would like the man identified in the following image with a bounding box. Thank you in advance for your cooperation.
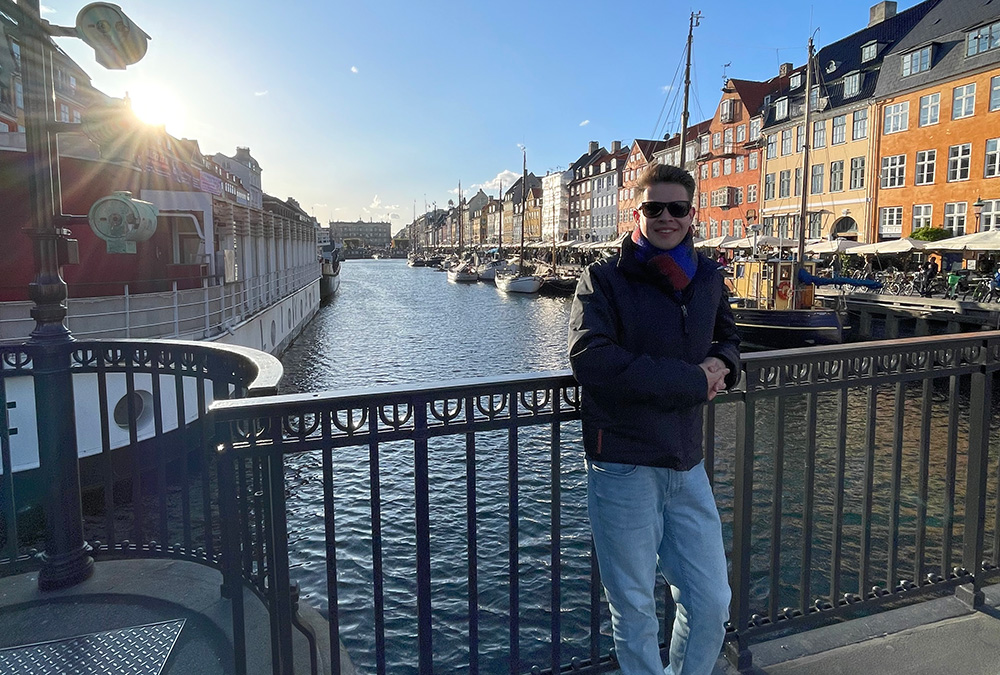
[568,164,740,674]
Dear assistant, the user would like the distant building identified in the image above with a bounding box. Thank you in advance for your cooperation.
[214,147,263,209]
[329,219,392,250]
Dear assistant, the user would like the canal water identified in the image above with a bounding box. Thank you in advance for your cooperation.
[276,259,996,674]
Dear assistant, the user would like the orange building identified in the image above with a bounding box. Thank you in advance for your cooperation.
[871,1,1000,241]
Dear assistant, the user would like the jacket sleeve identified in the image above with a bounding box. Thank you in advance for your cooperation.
[707,273,742,389]
[568,264,708,408]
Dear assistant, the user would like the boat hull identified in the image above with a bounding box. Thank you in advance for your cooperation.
[495,274,543,294]
[732,307,844,349]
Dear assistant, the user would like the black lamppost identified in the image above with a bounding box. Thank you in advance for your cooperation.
[973,196,985,231]
[10,0,149,590]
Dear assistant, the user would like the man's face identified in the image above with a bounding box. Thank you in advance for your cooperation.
[634,182,696,251]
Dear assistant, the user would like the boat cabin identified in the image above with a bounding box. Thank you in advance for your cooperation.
[728,258,823,310]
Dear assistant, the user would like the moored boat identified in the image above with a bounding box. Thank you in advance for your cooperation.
[495,270,544,293]
[447,263,479,283]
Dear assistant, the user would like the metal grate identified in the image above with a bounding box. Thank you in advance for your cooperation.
[0,619,185,675]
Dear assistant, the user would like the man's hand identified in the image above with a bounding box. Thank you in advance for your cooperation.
[699,357,729,401]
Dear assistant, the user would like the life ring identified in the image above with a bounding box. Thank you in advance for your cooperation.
[776,281,791,300]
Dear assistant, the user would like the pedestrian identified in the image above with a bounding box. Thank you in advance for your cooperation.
[568,163,741,675]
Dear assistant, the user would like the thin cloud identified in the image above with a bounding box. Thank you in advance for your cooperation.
[350,66,359,74]
[369,195,381,209]
[472,170,520,195]
[579,120,590,127]
[254,90,269,97]
[40,4,55,15]
[661,85,673,93]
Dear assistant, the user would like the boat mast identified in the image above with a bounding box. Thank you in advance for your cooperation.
[457,179,463,254]
[790,37,815,308]
[678,11,702,168]
[519,147,527,274]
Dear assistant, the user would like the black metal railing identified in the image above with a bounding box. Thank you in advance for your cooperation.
[209,332,1000,675]
[3,333,999,674]
[0,339,281,572]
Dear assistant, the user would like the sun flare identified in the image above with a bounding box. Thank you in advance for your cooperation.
[126,84,187,133]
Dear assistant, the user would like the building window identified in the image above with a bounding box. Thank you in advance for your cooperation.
[853,109,868,139]
[790,73,802,89]
[779,169,791,198]
[902,46,932,76]
[881,154,906,188]
[966,20,1000,57]
[813,120,826,148]
[736,124,746,142]
[879,207,903,236]
[72,110,81,123]
[830,160,844,191]
[832,115,846,144]
[747,184,757,203]
[701,137,710,155]
[884,102,909,133]
[749,151,758,170]
[59,104,69,122]
[811,164,824,194]
[775,98,788,120]
[766,134,777,159]
[919,93,940,126]
[913,204,933,230]
[15,81,23,109]
[948,143,972,181]
[809,212,823,239]
[712,161,720,177]
[915,149,936,185]
[985,138,1000,178]
[862,42,878,62]
[700,193,708,208]
[736,155,745,173]
[843,72,861,98]
[723,158,733,175]
[982,199,1000,230]
[700,164,709,179]
[944,202,967,236]
[991,76,1000,111]
[781,128,792,156]
[794,167,802,196]
[850,156,866,189]
[953,83,976,119]
[713,132,721,148]
[764,173,775,200]
[750,118,761,139]
[735,187,743,205]
[796,124,805,152]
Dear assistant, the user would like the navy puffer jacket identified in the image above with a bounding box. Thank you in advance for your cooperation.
[568,236,741,470]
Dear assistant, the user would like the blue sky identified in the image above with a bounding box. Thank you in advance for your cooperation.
[43,0,922,233]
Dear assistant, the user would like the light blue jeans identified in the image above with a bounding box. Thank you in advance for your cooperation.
[587,459,730,675]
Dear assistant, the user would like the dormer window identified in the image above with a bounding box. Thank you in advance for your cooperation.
[861,41,878,62]
[966,19,1000,57]
[902,45,933,76]
[843,72,861,98]
[826,60,839,74]
[790,73,802,89]
[775,97,788,120]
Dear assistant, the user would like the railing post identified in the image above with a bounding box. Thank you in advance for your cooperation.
[957,349,992,608]
[725,387,754,672]
[124,284,130,338]
[216,433,248,675]
[204,278,211,338]
[172,281,180,337]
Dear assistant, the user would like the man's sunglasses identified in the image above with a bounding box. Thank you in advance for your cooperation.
[638,201,691,218]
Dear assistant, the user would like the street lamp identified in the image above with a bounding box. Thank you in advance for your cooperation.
[973,196,985,231]
[9,0,149,590]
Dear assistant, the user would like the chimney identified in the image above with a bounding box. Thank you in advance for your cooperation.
[611,140,622,153]
[589,140,599,154]
[779,62,794,77]
[869,1,897,26]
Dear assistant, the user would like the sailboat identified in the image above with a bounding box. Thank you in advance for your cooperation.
[447,181,479,283]
[727,38,844,349]
[496,149,544,294]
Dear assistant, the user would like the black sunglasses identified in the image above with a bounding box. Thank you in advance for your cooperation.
[638,201,691,218]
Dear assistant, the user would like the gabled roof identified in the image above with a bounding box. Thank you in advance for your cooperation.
[630,139,669,162]
[503,172,542,202]
[874,0,998,97]
[569,146,607,175]
[760,0,939,129]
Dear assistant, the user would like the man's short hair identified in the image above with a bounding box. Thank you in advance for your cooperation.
[636,164,696,201]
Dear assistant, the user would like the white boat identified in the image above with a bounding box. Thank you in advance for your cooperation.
[477,258,515,281]
[495,270,543,293]
[447,263,479,283]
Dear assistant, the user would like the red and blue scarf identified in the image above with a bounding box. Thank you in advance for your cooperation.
[630,227,698,291]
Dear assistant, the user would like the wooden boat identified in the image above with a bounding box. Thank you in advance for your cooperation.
[495,270,543,293]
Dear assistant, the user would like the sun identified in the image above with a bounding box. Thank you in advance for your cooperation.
[126,83,187,133]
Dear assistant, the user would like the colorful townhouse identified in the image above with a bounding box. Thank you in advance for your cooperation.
[652,118,710,227]
[698,76,785,240]
[588,142,630,243]
[758,0,936,242]
[567,141,607,241]
[872,0,1000,240]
